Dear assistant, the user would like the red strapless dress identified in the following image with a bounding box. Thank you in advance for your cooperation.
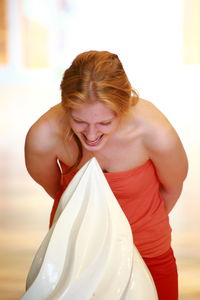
[50,159,171,258]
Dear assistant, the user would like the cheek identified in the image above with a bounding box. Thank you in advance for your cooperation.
[97,125,115,134]
[71,123,86,133]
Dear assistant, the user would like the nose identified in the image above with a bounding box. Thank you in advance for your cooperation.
[84,125,98,141]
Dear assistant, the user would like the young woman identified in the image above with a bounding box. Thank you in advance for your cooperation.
[25,50,188,300]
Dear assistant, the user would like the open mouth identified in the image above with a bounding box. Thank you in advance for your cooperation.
[83,134,104,146]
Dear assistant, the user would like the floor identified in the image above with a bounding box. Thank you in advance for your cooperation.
[0,85,200,300]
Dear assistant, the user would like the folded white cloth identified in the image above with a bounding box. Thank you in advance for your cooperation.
[21,158,158,300]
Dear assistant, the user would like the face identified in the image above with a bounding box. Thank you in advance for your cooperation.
[69,102,120,151]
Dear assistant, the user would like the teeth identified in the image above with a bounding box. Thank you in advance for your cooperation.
[88,138,100,143]
[84,135,102,145]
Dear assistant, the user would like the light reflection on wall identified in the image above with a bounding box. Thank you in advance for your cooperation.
[0,0,70,75]
[183,0,200,64]
[20,0,70,69]
[0,0,8,64]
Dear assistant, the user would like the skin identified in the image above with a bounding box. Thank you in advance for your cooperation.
[69,102,121,151]
[25,99,188,213]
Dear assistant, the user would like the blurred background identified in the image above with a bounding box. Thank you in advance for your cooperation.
[0,0,199,299]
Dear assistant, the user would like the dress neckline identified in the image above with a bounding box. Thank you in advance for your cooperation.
[103,159,152,178]
[60,159,152,178]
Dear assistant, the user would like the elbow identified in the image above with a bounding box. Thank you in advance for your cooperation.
[159,181,184,203]
[159,184,183,213]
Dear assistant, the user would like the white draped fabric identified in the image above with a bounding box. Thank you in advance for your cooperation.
[21,158,158,300]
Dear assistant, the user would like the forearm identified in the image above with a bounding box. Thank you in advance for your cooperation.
[159,185,183,214]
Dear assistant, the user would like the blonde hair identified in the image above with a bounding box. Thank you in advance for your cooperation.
[60,50,139,170]
[61,50,138,116]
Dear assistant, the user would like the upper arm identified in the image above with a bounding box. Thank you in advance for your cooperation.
[143,105,188,193]
[24,121,62,198]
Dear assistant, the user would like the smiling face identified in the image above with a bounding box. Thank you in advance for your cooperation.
[69,102,120,151]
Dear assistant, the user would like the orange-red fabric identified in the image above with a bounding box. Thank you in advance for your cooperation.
[143,247,178,300]
[50,159,172,258]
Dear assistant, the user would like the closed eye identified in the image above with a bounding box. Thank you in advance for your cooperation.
[72,118,112,126]
[99,121,112,126]
[73,119,85,124]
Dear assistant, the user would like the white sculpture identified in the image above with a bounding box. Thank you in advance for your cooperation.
[21,158,158,300]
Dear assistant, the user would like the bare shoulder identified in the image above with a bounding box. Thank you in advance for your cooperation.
[25,103,66,154]
[133,98,177,149]
[133,98,188,182]
[24,104,69,197]
[134,98,172,127]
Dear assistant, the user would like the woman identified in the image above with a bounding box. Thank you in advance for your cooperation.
[25,50,188,300]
